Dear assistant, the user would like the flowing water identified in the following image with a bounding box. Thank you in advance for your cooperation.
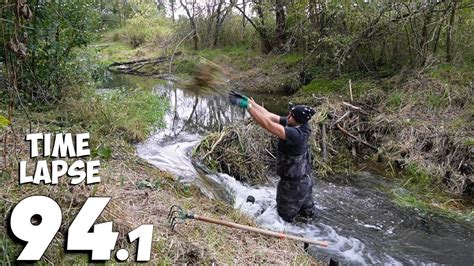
[103,74,474,265]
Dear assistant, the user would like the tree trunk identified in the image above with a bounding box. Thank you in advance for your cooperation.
[274,0,287,50]
[419,9,432,66]
[213,0,225,47]
[180,0,199,50]
[234,3,273,53]
[170,0,175,22]
[242,0,246,30]
[446,0,458,62]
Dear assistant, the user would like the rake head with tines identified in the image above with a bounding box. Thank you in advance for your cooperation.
[167,205,194,231]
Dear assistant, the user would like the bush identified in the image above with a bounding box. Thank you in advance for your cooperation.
[15,0,100,105]
[65,87,169,145]
[106,12,171,49]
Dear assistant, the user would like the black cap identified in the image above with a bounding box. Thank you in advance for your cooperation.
[290,105,316,124]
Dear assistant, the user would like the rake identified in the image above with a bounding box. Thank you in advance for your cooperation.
[167,205,328,248]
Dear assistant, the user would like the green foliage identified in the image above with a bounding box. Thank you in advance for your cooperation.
[0,115,10,128]
[280,53,304,67]
[465,139,474,146]
[429,63,474,87]
[104,8,171,48]
[13,0,100,104]
[136,179,162,190]
[0,233,20,264]
[92,146,113,160]
[89,88,169,143]
[263,53,303,70]
[302,76,346,95]
[196,45,256,60]
[386,91,403,110]
[393,189,474,222]
[426,93,446,110]
[402,164,438,191]
[112,17,170,48]
[174,58,198,75]
[94,42,135,64]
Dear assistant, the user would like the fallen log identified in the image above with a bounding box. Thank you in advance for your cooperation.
[108,52,182,68]
[107,52,183,77]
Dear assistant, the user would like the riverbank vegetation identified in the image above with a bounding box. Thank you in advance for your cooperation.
[1,0,473,263]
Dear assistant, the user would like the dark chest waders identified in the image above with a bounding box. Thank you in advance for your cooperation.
[276,150,314,222]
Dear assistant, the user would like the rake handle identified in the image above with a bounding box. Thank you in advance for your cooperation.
[191,214,328,248]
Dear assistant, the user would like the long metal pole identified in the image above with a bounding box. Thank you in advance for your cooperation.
[190,214,328,248]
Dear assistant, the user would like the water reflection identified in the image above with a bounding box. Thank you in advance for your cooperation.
[154,83,245,136]
[135,79,288,181]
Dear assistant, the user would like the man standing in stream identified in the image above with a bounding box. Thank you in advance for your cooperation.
[229,91,318,222]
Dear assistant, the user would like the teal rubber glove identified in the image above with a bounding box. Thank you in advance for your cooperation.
[230,90,249,101]
[229,91,250,109]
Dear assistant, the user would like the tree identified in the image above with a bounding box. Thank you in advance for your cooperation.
[1,0,100,105]
[233,0,273,53]
[180,0,200,50]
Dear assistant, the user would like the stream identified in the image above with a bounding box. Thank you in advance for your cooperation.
[103,74,474,265]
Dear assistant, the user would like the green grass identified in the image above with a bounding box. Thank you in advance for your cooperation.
[428,63,474,87]
[88,88,169,143]
[301,74,377,97]
[465,139,474,146]
[447,117,466,131]
[1,233,21,264]
[58,84,169,149]
[174,57,198,75]
[1,85,171,263]
[197,45,256,60]
[263,53,304,69]
[401,163,438,191]
[387,163,473,222]
[426,92,447,110]
[100,42,135,63]
[302,76,347,94]
[387,91,403,109]
[280,53,304,66]
[393,190,474,222]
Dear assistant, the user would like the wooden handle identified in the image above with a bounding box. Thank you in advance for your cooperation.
[193,214,328,248]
